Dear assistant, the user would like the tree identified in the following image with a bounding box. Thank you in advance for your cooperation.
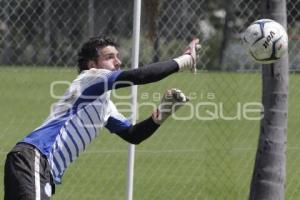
[249,0,289,199]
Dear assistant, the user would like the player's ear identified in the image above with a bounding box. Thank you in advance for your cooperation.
[87,60,97,69]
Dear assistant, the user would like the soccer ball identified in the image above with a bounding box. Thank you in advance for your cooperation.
[243,19,288,64]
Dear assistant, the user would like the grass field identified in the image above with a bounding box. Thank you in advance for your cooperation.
[0,67,299,200]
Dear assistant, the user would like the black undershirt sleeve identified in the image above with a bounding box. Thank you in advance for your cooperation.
[115,117,160,145]
[113,60,178,143]
[114,60,179,89]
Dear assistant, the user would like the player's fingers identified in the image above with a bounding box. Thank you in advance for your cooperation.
[193,38,200,44]
[196,44,202,51]
[186,96,190,102]
[171,89,188,102]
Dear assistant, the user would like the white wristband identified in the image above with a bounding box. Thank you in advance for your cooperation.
[173,54,193,71]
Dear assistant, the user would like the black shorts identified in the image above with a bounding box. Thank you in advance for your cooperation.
[4,143,55,200]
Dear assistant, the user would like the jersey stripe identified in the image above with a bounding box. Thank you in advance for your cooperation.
[91,105,101,121]
[57,150,67,169]
[70,120,86,150]
[64,127,80,157]
[34,149,41,200]
[66,124,85,153]
[77,115,92,142]
[60,135,73,163]
[52,156,62,176]
[51,167,58,180]
[83,107,97,133]
[71,116,91,146]
[53,138,68,170]
[53,153,65,173]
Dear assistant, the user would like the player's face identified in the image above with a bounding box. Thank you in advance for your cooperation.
[95,45,122,71]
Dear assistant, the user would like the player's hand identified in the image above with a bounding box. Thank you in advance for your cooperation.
[184,38,201,72]
[174,38,201,73]
[152,88,189,125]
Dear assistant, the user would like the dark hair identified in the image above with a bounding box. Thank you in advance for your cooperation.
[77,36,118,73]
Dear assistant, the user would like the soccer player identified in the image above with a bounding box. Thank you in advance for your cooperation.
[4,36,200,200]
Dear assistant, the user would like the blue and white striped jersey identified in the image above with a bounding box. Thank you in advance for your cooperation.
[20,68,132,184]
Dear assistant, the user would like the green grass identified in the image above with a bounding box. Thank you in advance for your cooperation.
[0,66,299,199]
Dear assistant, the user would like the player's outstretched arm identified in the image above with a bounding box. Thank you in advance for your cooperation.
[114,39,201,89]
[114,88,189,144]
